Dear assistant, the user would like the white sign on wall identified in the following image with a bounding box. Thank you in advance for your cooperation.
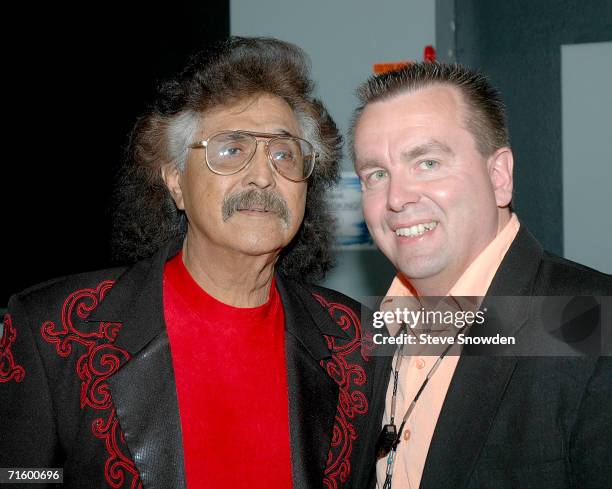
[327,172,375,249]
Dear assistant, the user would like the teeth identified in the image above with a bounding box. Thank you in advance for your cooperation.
[395,221,438,237]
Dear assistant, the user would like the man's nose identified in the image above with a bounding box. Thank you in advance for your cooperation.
[242,144,276,189]
[387,173,421,212]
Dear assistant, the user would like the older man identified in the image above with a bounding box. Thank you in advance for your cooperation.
[0,38,387,489]
[351,63,612,488]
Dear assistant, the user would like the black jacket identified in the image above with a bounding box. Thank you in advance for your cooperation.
[415,227,612,489]
[0,240,390,489]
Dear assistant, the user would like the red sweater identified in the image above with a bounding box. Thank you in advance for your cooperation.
[163,253,293,488]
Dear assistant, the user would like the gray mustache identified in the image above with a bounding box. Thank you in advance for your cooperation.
[222,189,290,227]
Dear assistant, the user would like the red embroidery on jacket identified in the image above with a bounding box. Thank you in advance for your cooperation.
[41,281,142,489]
[313,293,370,489]
[0,314,25,383]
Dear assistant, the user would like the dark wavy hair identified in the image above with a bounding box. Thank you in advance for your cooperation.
[111,37,342,281]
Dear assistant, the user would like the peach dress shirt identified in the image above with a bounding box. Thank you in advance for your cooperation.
[375,214,520,489]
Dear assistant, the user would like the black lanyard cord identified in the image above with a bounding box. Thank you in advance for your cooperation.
[381,326,460,489]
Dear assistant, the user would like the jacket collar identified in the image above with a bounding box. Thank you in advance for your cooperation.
[485,225,543,297]
[87,239,180,354]
[88,238,347,357]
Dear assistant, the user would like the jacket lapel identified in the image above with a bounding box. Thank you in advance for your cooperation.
[276,277,344,489]
[420,356,517,489]
[421,226,543,489]
[107,332,185,489]
[87,240,186,489]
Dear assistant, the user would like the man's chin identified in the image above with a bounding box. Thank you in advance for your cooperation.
[226,234,291,258]
[393,257,446,283]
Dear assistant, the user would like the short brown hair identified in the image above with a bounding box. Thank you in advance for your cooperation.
[112,37,342,281]
[350,62,509,158]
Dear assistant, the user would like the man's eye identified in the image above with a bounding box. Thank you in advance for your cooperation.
[418,160,439,170]
[362,169,388,187]
[369,170,388,181]
[219,146,243,158]
[272,150,293,161]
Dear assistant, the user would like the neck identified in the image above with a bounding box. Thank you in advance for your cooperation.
[409,276,453,298]
[182,232,279,308]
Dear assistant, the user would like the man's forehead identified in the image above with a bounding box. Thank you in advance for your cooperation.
[360,85,465,124]
[197,93,300,134]
[204,93,294,117]
[354,85,471,156]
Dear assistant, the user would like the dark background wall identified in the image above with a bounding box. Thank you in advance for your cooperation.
[5,1,610,306]
[3,3,229,306]
[454,0,612,254]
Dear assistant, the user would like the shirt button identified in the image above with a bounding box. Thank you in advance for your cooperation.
[415,358,426,369]
[404,430,411,441]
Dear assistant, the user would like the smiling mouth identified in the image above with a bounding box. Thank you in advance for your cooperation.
[395,221,438,238]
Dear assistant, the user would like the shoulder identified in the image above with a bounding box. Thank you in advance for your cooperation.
[9,267,128,320]
[283,278,373,322]
[307,282,369,313]
[281,279,387,364]
[535,251,612,295]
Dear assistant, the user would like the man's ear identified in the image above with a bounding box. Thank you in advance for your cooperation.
[161,164,185,210]
[487,147,514,208]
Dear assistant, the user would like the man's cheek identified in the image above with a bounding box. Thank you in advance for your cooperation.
[362,210,380,237]
[362,195,381,220]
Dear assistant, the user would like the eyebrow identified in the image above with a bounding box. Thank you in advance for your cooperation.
[355,161,381,172]
[354,139,453,172]
[401,140,454,161]
[243,129,296,138]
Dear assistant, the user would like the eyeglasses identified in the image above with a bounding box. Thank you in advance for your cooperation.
[188,130,318,182]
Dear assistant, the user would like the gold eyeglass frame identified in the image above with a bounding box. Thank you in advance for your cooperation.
[188,130,318,182]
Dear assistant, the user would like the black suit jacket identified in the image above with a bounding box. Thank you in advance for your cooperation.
[0,241,390,489]
[413,227,612,489]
